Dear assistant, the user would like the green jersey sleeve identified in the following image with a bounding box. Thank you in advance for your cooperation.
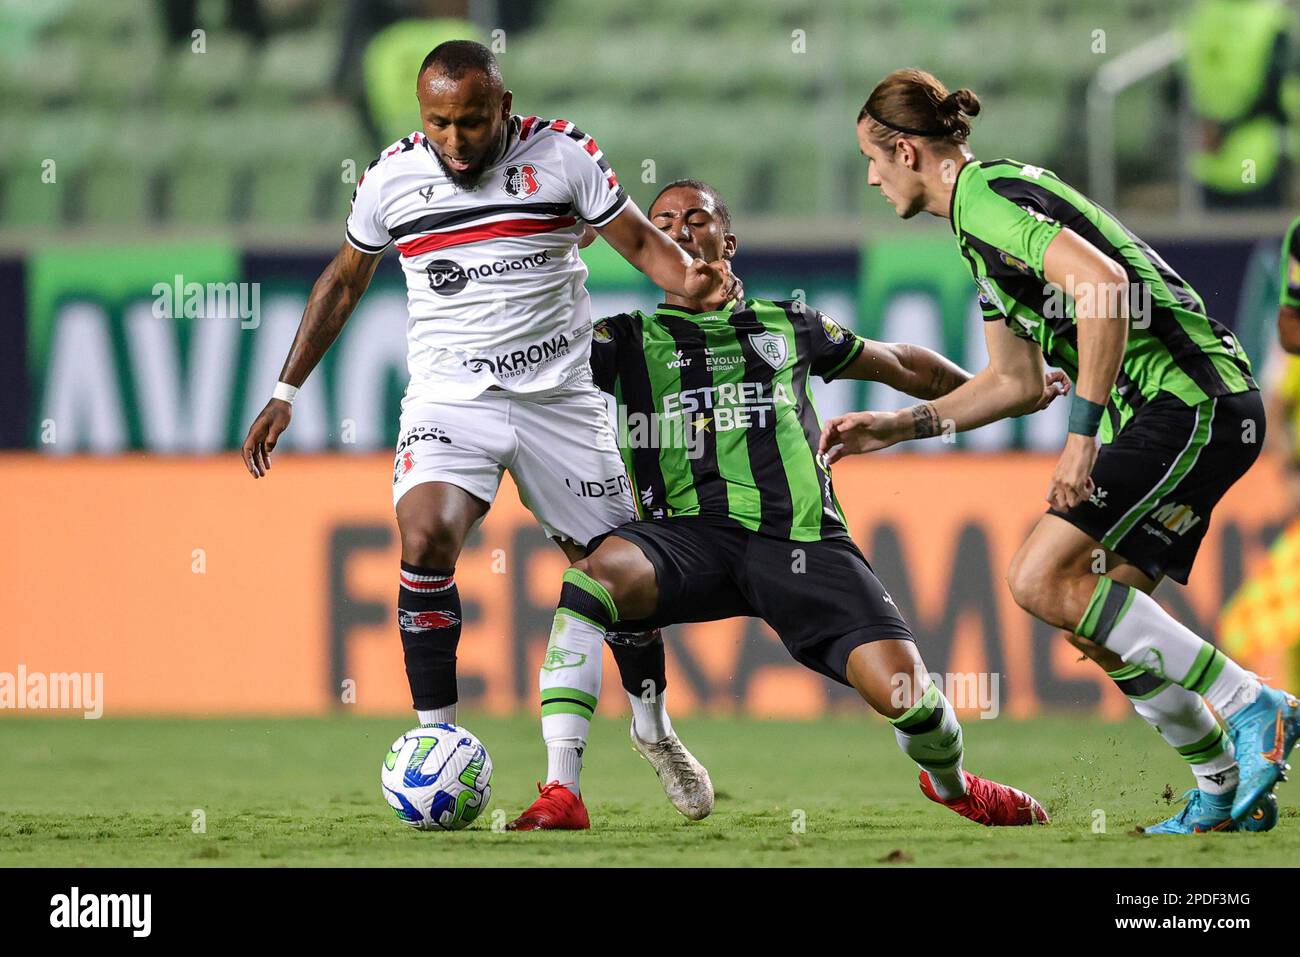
[961,176,1063,278]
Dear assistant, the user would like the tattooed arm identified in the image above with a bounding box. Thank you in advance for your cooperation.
[241,241,383,477]
[819,322,1055,462]
[838,340,972,398]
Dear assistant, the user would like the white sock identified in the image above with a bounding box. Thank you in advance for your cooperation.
[1080,580,1261,717]
[539,569,612,796]
[890,684,966,800]
[1195,760,1240,797]
[628,687,674,742]
[1212,679,1262,721]
[546,741,584,795]
[417,704,456,727]
[1108,664,1237,794]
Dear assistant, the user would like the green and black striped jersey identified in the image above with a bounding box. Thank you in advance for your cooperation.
[590,298,864,542]
[951,159,1256,442]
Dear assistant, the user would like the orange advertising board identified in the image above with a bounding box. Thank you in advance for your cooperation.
[0,453,1289,718]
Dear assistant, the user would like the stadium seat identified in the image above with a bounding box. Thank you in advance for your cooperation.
[0,158,73,228]
[247,161,325,226]
[161,36,257,107]
[0,0,1200,228]
[0,111,103,227]
[82,162,156,225]
[245,30,338,104]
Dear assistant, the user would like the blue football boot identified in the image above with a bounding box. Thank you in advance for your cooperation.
[1240,791,1280,832]
[1226,686,1300,820]
[1143,789,1237,834]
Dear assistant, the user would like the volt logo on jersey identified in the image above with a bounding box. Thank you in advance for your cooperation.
[503,164,541,198]
[665,350,692,369]
[749,332,788,370]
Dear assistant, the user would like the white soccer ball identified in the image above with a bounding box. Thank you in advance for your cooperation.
[381,724,493,830]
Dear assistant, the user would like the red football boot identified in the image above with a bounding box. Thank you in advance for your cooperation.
[919,770,1050,826]
[505,781,591,831]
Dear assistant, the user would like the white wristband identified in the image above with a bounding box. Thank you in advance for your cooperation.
[272,381,299,404]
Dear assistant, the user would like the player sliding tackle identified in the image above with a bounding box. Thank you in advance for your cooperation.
[508,179,1061,830]
[239,41,735,811]
[823,68,1300,833]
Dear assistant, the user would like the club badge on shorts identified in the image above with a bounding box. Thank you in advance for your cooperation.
[394,449,415,484]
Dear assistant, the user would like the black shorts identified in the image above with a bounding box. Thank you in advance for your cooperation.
[1050,390,1263,584]
[601,517,913,686]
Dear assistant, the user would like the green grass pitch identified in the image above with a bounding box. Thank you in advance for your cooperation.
[2,714,1297,867]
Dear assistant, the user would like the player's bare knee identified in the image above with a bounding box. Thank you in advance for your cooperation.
[574,540,656,619]
[1005,552,1046,615]
[570,552,622,609]
[845,641,922,720]
[1007,551,1072,621]
[399,522,465,569]
[866,687,910,722]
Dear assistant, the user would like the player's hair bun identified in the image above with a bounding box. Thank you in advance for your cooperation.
[943,89,981,119]
[860,70,981,144]
[937,88,980,137]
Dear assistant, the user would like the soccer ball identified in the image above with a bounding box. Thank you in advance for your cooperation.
[381,724,493,830]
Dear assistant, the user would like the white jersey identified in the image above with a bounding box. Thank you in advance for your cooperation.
[345,115,630,402]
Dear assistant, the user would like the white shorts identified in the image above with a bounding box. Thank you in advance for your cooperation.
[392,372,634,547]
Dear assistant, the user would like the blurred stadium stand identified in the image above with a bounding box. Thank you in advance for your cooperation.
[2,0,1292,237]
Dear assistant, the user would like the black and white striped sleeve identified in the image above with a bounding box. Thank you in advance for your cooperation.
[551,120,629,227]
[344,163,392,254]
